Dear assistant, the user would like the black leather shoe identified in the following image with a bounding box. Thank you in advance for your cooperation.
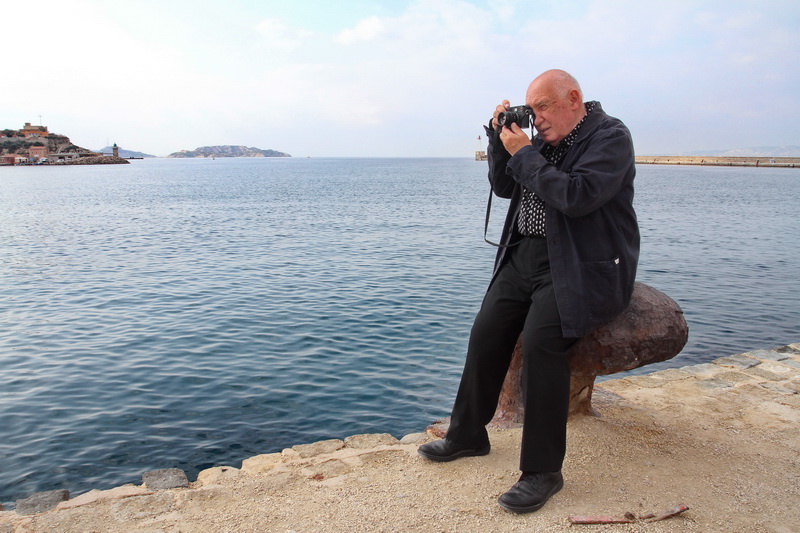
[497,471,564,513]
[417,438,490,462]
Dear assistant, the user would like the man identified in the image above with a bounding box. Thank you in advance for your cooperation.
[418,69,639,514]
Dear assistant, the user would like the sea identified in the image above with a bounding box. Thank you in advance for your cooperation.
[1,158,798,507]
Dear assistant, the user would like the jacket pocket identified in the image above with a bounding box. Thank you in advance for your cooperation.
[580,257,623,320]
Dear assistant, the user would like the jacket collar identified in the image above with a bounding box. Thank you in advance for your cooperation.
[531,100,605,150]
[574,101,605,144]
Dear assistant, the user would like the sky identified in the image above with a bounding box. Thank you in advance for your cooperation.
[3,0,798,157]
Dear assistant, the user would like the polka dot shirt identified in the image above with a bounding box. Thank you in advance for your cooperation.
[517,101,597,237]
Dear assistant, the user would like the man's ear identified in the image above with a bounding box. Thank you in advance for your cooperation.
[568,89,582,110]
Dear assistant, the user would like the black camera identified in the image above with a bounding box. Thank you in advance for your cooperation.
[497,105,533,129]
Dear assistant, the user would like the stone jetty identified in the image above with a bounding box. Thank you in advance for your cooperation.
[635,155,800,168]
[61,155,130,165]
[1,343,798,532]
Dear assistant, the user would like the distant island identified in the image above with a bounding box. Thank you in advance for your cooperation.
[168,145,291,158]
[96,146,156,159]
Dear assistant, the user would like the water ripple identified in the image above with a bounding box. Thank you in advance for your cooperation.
[1,159,798,506]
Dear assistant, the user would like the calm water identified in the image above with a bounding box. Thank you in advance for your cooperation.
[1,158,798,506]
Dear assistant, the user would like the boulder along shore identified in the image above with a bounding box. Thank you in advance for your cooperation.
[2,343,798,532]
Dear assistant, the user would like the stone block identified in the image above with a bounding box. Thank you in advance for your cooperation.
[748,366,794,382]
[713,370,757,384]
[15,489,69,515]
[291,439,345,458]
[57,485,153,510]
[622,375,669,389]
[307,459,352,480]
[748,349,790,361]
[680,363,719,376]
[142,468,189,490]
[650,368,693,382]
[399,432,429,445]
[777,359,800,371]
[784,381,800,394]
[775,393,800,408]
[173,486,228,514]
[758,382,798,395]
[110,492,175,522]
[692,378,735,390]
[344,433,399,449]
[241,453,282,475]
[196,466,240,485]
[713,354,760,369]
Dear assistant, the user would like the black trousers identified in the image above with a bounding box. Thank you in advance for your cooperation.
[446,236,578,472]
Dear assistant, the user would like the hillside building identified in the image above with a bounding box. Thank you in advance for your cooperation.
[21,122,49,138]
[28,145,49,160]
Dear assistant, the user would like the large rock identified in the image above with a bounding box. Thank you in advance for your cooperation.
[491,282,688,424]
[142,468,189,490]
[15,489,69,515]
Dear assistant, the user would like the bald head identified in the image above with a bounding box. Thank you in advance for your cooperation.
[525,70,586,146]
[529,69,583,102]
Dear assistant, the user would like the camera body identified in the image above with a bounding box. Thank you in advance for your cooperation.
[497,105,533,129]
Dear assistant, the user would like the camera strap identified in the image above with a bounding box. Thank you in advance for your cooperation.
[483,187,524,248]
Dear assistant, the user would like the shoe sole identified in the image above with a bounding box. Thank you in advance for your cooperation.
[417,444,491,462]
[497,477,564,514]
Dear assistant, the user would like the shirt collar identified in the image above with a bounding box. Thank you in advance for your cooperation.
[541,101,597,164]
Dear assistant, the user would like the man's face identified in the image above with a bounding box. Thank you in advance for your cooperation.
[526,84,580,146]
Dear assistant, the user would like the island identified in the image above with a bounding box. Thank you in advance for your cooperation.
[96,146,156,159]
[168,145,291,158]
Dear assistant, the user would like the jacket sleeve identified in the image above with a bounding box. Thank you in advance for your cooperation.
[484,123,517,199]
[505,125,634,217]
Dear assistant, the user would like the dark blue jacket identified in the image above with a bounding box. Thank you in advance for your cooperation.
[485,102,639,338]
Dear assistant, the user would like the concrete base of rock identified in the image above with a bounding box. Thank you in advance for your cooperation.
[491,282,689,425]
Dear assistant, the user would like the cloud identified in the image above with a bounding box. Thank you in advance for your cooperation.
[2,0,797,156]
[256,17,316,55]
[335,16,386,44]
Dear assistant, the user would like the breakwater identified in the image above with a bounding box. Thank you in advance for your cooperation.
[635,155,799,168]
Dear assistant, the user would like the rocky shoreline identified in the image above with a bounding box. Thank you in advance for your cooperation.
[1,342,798,532]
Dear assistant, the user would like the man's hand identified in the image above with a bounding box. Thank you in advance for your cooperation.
[499,122,531,156]
[492,100,531,156]
[491,100,511,129]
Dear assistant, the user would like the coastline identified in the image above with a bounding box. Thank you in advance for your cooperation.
[1,343,798,532]
[635,155,800,168]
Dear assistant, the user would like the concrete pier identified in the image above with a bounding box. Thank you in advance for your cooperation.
[635,155,800,168]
